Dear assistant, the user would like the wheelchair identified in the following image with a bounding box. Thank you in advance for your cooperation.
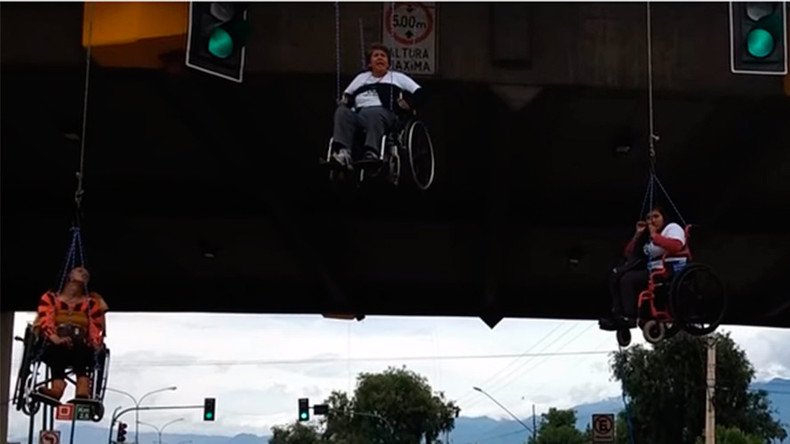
[324,113,435,190]
[614,225,727,347]
[13,323,110,421]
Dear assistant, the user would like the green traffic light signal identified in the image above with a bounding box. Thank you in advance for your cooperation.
[203,397,216,422]
[298,398,310,422]
[747,28,775,58]
[208,28,233,59]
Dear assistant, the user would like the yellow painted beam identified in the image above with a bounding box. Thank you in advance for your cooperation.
[82,2,188,68]
[82,2,187,47]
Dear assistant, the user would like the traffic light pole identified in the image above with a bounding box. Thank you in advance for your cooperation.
[107,404,203,444]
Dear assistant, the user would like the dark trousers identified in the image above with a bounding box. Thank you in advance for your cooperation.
[333,106,397,156]
[42,342,93,379]
[609,258,648,318]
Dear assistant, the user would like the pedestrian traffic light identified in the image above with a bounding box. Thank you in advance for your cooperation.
[730,2,787,74]
[116,421,128,443]
[298,398,310,421]
[186,2,249,82]
[203,397,216,421]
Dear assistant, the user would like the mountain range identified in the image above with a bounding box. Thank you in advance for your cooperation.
[10,378,789,444]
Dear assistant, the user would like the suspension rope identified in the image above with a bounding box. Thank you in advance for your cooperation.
[359,18,366,70]
[638,1,688,225]
[646,1,657,174]
[75,3,94,210]
[335,2,341,101]
[654,176,687,226]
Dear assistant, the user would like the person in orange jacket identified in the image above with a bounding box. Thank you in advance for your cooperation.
[35,266,107,401]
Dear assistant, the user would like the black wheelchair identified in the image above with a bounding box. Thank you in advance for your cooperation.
[324,113,436,190]
[13,324,110,421]
[606,226,727,347]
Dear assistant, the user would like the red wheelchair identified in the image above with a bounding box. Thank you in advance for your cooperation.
[616,225,727,347]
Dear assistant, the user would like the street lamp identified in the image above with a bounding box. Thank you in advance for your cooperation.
[472,386,534,434]
[106,386,178,444]
[139,418,184,444]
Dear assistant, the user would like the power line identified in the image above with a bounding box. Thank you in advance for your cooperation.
[96,350,616,368]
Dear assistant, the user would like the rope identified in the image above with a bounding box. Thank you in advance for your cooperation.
[639,174,654,220]
[359,18,366,70]
[646,1,657,174]
[654,176,687,226]
[335,2,341,101]
[75,3,94,210]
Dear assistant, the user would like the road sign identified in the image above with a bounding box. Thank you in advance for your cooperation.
[39,430,60,444]
[382,2,437,75]
[592,413,615,443]
[55,404,73,421]
[74,403,93,421]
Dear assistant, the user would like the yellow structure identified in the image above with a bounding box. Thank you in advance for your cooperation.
[82,2,188,69]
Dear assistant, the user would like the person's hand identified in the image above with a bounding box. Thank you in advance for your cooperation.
[635,221,647,236]
[648,223,658,236]
[397,97,411,110]
[50,336,73,347]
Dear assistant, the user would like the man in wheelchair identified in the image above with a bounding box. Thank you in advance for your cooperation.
[34,266,108,402]
[601,205,686,330]
[330,42,425,167]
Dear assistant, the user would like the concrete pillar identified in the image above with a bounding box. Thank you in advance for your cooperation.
[1,310,15,444]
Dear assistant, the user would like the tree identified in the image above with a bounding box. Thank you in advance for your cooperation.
[694,426,763,444]
[527,408,585,444]
[326,366,460,444]
[270,366,459,444]
[269,422,322,444]
[611,332,787,444]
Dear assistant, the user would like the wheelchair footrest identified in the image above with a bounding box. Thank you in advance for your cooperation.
[30,392,61,407]
[353,158,383,168]
[67,397,101,406]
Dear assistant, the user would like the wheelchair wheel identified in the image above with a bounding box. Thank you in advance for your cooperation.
[642,320,665,344]
[404,120,435,190]
[670,263,726,336]
[15,325,42,414]
[93,347,110,402]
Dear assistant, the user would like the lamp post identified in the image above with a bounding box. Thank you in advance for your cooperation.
[107,386,177,444]
[138,418,184,444]
[472,386,534,434]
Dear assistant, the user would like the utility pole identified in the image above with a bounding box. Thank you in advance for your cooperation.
[532,404,537,442]
[704,337,716,444]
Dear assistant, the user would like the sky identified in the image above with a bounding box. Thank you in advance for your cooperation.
[7,312,790,441]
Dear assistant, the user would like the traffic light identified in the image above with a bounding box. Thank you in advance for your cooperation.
[186,2,249,82]
[116,421,127,443]
[298,398,310,422]
[203,397,216,421]
[730,2,787,74]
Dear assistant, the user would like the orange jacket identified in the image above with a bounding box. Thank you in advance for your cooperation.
[36,291,107,348]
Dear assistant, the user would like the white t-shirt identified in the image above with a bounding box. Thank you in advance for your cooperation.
[344,70,421,109]
[644,222,686,270]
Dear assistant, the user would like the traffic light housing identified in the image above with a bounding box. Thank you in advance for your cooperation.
[298,398,310,422]
[203,397,216,421]
[730,2,787,74]
[116,421,128,443]
[186,2,249,82]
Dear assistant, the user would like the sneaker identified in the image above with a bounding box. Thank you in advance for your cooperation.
[332,148,352,167]
[362,149,380,161]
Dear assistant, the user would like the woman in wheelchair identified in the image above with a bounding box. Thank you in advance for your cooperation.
[601,205,686,330]
[330,42,425,167]
[34,266,107,401]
